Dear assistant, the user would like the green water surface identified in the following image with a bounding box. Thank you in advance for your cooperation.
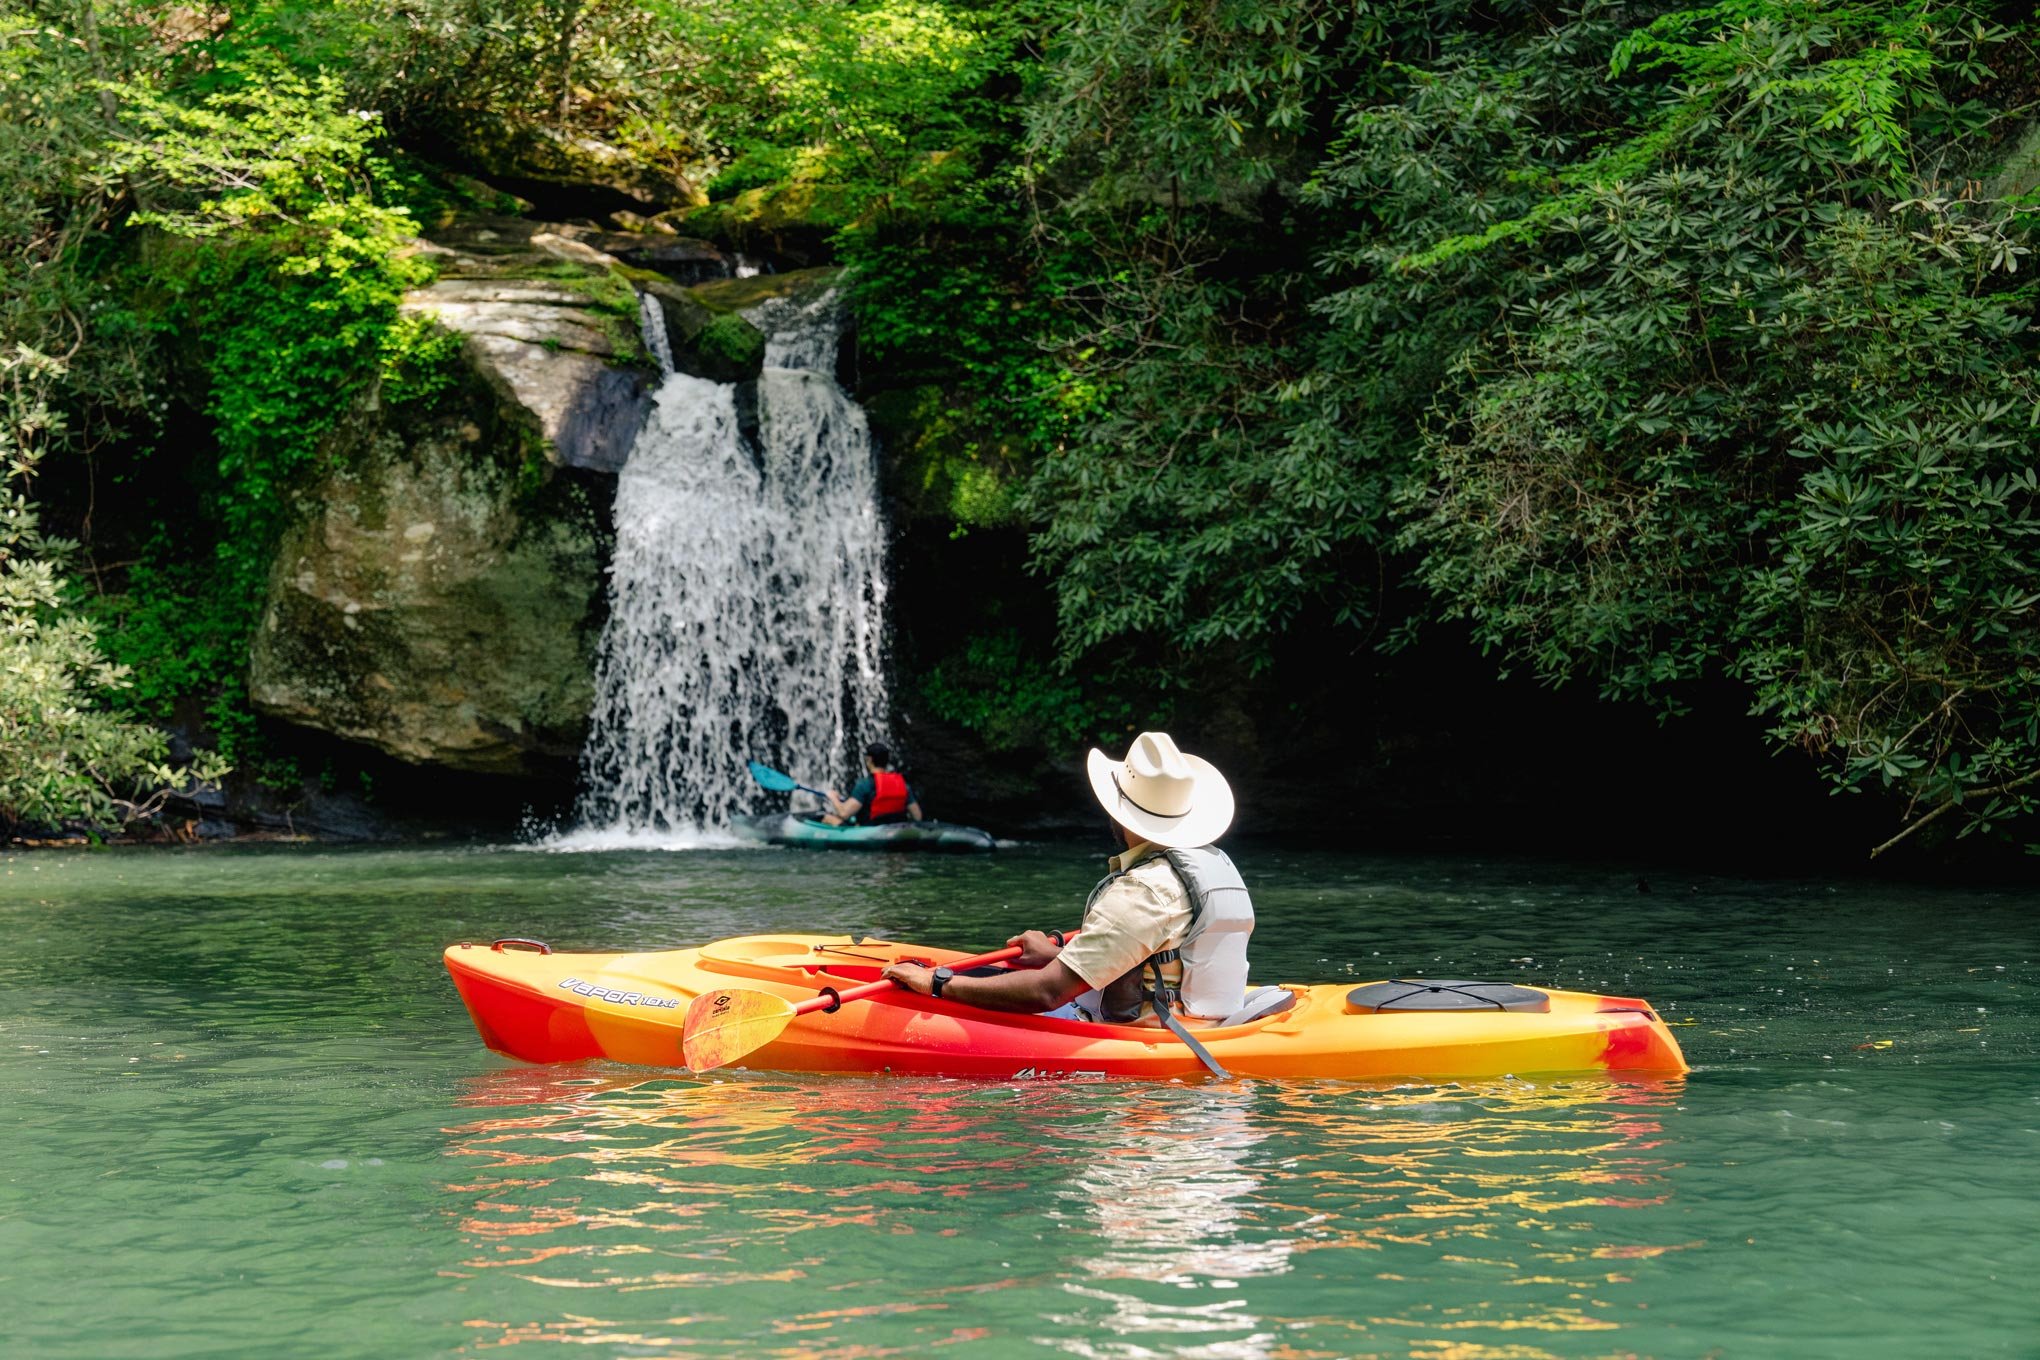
[1,842,2035,1358]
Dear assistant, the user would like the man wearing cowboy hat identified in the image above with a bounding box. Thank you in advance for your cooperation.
[883,732,1254,1032]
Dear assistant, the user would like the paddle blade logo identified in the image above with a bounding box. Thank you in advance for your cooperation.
[683,988,798,1072]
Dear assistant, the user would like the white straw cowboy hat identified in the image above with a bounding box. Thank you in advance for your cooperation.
[1086,731,1235,849]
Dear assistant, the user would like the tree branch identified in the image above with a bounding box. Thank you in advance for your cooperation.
[1868,766,2040,860]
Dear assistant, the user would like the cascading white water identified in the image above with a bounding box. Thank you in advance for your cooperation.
[637,292,675,376]
[568,289,889,841]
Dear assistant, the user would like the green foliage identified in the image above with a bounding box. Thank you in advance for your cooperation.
[379,313,466,406]
[1020,0,2040,851]
[1027,0,1363,209]
[1017,266,1354,665]
[189,0,703,180]
[654,0,1026,225]
[916,629,1144,753]
[1,4,168,451]
[92,69,431,761]
[1384,5,2040,854]
[848,234,1080,535]
[0,347,226,833]
[1014,0,1453,665]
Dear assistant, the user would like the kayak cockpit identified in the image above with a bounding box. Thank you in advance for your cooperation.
[688,933,1315,1041]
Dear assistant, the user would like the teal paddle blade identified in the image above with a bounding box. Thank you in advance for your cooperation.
[747,760,799,792]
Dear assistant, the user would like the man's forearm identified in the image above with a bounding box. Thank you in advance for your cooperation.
[946,960,1086,1013]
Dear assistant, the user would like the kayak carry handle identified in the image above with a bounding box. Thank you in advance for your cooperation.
[491,938,553,955]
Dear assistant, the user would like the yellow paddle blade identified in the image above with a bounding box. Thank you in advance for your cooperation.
[683,988,798,1071]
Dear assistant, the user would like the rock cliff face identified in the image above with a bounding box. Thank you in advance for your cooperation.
[245,217,855,784]
[244,207,860,782]
[404,219,666,473]
[248,360,611,776]
[247,218,684,777]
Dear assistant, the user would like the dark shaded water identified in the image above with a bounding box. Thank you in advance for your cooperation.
[1,842,2034,1357]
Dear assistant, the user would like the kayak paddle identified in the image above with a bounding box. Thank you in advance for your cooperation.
[746,759,831,801]
[682,932,1079,1072]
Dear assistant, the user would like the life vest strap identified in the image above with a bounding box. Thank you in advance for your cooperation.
[1141,957,1230,1078]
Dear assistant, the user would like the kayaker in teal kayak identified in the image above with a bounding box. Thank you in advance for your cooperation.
[884,732,1262,1061]
[821,743,925,826]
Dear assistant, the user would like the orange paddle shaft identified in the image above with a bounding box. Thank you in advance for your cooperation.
[797,931,1081,1016]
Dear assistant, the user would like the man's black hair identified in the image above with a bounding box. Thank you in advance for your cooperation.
[865,742,892,766]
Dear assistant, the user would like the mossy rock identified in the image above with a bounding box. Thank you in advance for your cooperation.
[249,363,611,777]
[691,313,766,383]
[634,275,713,340]
[681,179,848,265]
[690,267,840,315]
[633,275,772,382]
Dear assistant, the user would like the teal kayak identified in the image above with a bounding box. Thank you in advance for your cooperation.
[731,814,997,852]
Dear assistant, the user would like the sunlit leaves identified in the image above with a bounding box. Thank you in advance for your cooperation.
[92,66,433,763]
[652,0,1022,222]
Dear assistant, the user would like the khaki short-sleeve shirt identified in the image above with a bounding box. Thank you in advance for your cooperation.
[1057,842,1194,991]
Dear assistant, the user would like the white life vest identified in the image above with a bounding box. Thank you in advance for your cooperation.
[1077,845,1256,1023]
[1126,852,1248,1019]
[1158,846,1254,1019]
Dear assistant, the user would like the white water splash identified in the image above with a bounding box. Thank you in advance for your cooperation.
[536,824,750,854]
[572,290,889,836]
[749,287,843,373]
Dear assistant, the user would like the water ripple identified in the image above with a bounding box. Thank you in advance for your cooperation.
[437,1072,1694,1356]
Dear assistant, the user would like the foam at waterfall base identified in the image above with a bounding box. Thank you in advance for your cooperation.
[532,824,755,853]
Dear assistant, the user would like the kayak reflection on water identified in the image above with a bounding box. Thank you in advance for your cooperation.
[1063,1086,1291,1284]
[440,1070,1688,1356]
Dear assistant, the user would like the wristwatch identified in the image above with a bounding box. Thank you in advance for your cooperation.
[930,966,955,999]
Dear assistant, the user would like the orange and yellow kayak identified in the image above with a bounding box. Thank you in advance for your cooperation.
[444,934,1689,1081]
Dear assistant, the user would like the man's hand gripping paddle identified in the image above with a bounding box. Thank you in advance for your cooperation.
[682,933,1078,1071]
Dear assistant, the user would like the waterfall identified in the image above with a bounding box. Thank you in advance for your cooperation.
[565,289,889,844]
[637,292,675,376]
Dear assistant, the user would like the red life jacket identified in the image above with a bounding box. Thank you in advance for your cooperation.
[868,769,909,820]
